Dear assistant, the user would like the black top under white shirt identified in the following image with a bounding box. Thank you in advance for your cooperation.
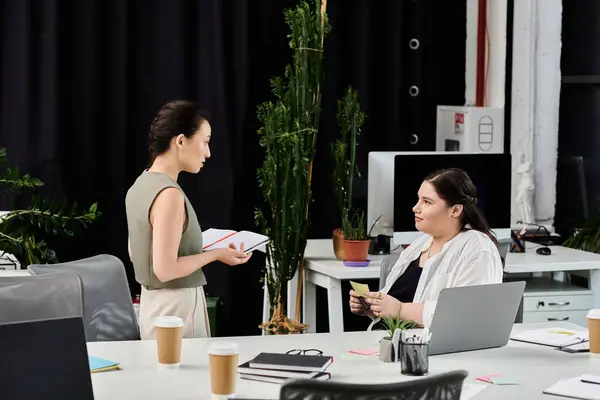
[387,257,423,303]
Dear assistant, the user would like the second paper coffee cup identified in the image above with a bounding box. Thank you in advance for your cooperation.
[208,341,239,398]
[588,309,600,354]
[154,316,184,368]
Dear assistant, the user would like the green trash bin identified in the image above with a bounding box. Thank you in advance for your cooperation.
[205,295,221,336]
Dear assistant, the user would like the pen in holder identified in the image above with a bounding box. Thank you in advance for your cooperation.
[400,329,431,376]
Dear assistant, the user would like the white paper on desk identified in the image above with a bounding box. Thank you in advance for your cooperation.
[543,375,600,400]
[510,327,588,347]
[460,384,487,400]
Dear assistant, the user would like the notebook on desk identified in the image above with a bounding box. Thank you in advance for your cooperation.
[510,327,589,348]
[89,355,120,372]
[248,352,333,372]
[543,375,600,400]
[240,371,331,384]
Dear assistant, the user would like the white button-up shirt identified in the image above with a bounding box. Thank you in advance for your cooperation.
[368,229,503,330]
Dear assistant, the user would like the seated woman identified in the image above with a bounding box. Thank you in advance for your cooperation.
[349,168,503,329]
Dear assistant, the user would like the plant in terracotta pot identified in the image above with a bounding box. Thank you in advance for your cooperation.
[331,87,366,260]
[379,316,418,363]
[342,209,369,261]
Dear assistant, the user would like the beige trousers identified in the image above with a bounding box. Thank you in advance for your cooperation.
[139,286,211,340]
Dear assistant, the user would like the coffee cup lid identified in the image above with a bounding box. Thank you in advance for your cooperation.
[588,309,600,319]
[153,316,184,328]
[208,341,238,355]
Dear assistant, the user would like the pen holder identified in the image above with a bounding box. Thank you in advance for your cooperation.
[400,342,429,376]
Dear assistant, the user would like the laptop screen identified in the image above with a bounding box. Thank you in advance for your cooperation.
[0,317,94,400]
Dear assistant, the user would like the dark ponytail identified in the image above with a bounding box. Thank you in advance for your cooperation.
[425,168,499,249]
[147,100,210,165]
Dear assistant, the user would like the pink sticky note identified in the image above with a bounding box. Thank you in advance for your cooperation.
[349,349,378,355]
[476,374,501,383]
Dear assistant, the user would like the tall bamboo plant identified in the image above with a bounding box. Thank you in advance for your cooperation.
[255,0,330,334]
[331,87,366,235]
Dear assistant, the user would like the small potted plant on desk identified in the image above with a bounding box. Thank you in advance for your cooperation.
[379,316,418,363]
[342,209,370,265]
[331,87,366,261]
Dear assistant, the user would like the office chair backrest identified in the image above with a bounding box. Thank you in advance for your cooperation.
[29,254,140,341]
[280,370,469,400]
[0,273,84,324]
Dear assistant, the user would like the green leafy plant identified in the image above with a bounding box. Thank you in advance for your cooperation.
[342,209,368,241]
[255,0,330,334]
[331,87,366,226]
[563,214,600,253]
[0,148,101,265]
[380,315,418,338]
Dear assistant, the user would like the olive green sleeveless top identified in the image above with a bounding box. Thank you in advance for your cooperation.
[125,170,207,290]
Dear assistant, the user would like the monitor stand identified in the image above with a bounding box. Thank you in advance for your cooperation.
[368,235,391,255]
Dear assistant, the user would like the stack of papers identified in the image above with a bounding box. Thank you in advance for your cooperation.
[543,375,600,400]
[510,327,588,347]
[238,353,332,384]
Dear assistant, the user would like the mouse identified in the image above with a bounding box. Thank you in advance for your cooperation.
[536,246,551,256]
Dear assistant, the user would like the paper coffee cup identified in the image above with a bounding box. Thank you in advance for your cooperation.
[154,316,184,368]
[588,309,600,354]
[208,341,239,398]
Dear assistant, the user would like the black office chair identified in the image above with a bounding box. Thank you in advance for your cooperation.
[280,370,469,400]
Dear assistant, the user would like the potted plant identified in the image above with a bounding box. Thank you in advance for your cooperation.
[379,316,418,362]
[342,209,370,262]
[331,87,366,260]
[563,213,600,253]
[0,148,101,265]
[255,0,330,334]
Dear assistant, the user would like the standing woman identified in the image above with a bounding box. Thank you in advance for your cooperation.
[126,100,251,339]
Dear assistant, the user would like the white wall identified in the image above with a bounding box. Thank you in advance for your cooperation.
[533,0,562,227]
[466,0,562,228]
[510,0,562,227]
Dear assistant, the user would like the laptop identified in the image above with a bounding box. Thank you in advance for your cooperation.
[428,281,526,355]
[0,317,94,400]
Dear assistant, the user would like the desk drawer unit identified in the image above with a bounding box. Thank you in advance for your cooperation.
[522,293,593,327]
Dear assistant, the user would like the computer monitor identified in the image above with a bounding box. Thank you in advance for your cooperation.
[367,152,406,236]
[393,152,512,244]
[367,151,479,237]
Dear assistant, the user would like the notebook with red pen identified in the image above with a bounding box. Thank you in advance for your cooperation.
[202,228,269,253]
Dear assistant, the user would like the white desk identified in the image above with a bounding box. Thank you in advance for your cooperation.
[301,239,600,333]
[86,322,598,400]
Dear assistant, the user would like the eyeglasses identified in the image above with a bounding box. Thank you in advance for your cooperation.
[286,348,323,356]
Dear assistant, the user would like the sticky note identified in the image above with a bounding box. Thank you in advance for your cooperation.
[350,281,370,297]
[476,374,500,383]
[341,353,371,362]
[349,349,378,355]
[489,376,519,385]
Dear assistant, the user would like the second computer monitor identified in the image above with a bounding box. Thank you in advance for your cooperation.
[393,153,512,244]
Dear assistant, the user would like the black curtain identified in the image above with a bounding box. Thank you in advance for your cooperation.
[0,0,465,336]
[556,0,600,235]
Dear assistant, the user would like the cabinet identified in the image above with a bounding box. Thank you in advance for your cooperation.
[519,278,593,327]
